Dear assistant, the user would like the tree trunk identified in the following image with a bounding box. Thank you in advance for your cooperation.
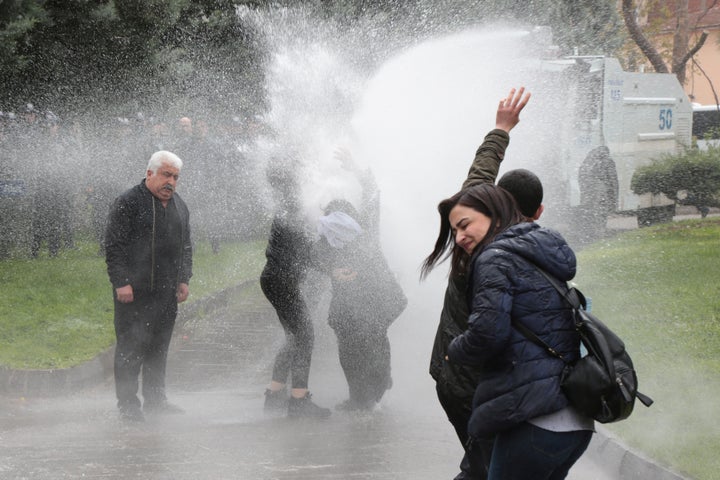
[622,0,710,86]
[673,0,690,84]
[621,0,669,73]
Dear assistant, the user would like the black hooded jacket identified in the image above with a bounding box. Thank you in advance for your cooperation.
[105,179,192,291]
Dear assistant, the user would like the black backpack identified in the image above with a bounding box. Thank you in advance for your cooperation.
[513,266,654,423]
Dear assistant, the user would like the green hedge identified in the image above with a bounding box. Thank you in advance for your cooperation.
[632,146,720,209]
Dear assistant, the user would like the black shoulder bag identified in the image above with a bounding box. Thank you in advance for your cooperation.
[512,266,654,424]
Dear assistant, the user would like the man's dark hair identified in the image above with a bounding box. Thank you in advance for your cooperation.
[323,199,359,219]
[498,168,543,218]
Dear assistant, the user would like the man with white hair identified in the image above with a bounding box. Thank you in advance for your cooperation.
[105,150,193,422]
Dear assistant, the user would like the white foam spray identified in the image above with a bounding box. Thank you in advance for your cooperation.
[247,7,566,411]
[350,27,557,404]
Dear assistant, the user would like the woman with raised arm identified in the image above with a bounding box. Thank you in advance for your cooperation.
[423,183,593,479]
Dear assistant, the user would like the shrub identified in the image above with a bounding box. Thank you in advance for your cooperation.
[631,145,720,213]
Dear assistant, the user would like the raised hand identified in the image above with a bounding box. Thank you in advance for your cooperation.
[495,87,531,133]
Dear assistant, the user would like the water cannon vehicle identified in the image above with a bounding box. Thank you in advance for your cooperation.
[534,54,693,234]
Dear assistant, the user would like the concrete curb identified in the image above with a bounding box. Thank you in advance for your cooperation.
[0,349,114,397]
[588,428,692,479]
[0,280,253,398]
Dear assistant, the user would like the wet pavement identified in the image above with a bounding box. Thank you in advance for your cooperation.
[0,280,637,479]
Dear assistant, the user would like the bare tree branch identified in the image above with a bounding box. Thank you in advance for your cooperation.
[692,57,720,107]
[693,0,720,27]
[673,30,708,74]
[621,0,669,73]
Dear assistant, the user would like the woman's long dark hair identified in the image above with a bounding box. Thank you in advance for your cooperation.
[420,183,523,279]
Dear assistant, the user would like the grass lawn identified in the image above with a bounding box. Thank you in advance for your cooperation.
[0,238,265,369]
[574,217,720,480]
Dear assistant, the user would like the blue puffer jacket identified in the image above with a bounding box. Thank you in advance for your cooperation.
[447,222,579,437]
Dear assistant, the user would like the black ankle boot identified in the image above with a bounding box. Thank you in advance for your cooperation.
[264,388,288,413]
[288,392,331,418]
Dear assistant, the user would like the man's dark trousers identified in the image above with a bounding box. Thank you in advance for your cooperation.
[436,383,495,480]
[113,285,177,409]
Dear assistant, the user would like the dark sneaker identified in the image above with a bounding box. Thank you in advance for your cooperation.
[119,404,145,422]
[143,401,185,415]
[287,392,331,418]
[264,388,289,413]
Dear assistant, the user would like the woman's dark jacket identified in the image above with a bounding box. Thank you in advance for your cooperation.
[105,179,193,291]
[429,129,509,399]
[447,222,579,437]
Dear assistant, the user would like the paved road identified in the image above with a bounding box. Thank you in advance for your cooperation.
[0,281,615,479]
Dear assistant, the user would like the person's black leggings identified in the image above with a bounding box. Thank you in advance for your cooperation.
[260,273,314,389]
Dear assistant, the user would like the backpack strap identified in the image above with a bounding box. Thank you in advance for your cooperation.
[511,318,568,362]
[532,266,586,311]
[510,263,577,363]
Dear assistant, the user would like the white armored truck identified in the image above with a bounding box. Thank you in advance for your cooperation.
[535,55,693,234]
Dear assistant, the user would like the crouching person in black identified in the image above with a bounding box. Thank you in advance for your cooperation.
[105,150,193,422]
[317,199,407,411]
